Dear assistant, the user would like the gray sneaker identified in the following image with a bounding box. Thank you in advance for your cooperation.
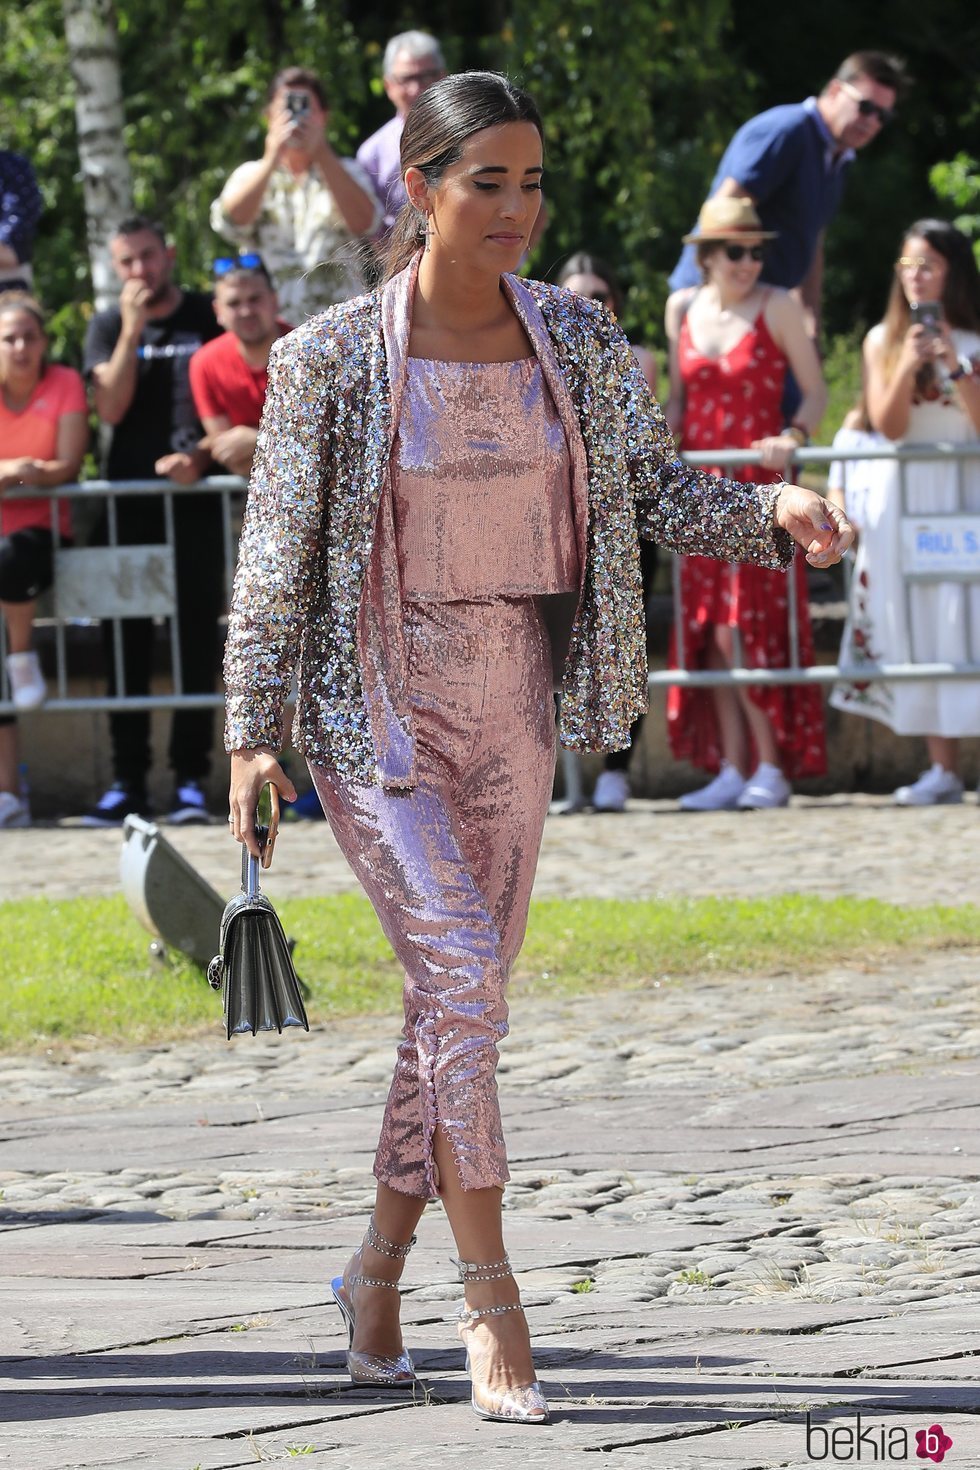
[736,762,791,810]
[894,765,963,806]
[679,762,746,812]
[592,770,629,812]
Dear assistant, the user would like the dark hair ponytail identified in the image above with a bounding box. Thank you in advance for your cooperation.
[381,70,543,283]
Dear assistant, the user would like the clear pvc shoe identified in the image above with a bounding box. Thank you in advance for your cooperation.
[455,1255,550,1425]
[330,1218,417,1387]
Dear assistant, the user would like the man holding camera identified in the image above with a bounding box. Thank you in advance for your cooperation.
[211,67,381,323]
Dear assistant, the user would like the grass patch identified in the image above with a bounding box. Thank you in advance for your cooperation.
[1,892,977,1054]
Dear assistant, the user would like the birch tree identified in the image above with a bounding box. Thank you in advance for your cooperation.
[62,0,132,309]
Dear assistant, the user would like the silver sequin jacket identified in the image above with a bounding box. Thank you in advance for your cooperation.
[224,254,794,788]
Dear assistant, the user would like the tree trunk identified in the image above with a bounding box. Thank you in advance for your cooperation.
[62,0,132,310]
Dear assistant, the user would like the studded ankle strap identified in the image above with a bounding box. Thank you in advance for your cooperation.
[365,1217,417,1260]
[453,1254,512,1284]
[348,1273,402,1292]
[458,1300,523,1327]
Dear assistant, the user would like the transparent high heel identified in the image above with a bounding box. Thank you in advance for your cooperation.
[454,1255,551,1424]
[330,1218,417,1388]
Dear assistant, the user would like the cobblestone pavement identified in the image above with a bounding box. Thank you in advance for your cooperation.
[1,805,979,1467]
[3,793,980,906]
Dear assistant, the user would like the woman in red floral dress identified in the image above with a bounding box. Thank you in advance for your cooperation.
[664,198,829,809]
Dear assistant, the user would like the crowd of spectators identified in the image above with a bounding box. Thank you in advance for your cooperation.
[2,36,980,827]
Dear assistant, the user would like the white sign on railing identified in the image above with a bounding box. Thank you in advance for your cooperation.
[901,517,980,578]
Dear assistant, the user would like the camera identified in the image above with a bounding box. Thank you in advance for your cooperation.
[285,91,311,121]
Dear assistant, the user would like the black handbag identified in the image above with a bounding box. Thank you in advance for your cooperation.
[207,786,310,1039]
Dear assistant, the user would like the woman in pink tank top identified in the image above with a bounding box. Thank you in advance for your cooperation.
[664,197,829,811]
[0,292,87,826]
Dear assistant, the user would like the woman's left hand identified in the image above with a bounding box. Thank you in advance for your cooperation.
[774,483,855,567]
[750,434,798,471]
[931,323,960,374]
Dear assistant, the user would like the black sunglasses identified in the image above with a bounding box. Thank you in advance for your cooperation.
[723,243,766,263]
[856,98,894,125]
[840,82,894,126]
[585,288,612,302]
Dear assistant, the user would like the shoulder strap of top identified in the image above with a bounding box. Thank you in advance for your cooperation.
[753,287,774,325]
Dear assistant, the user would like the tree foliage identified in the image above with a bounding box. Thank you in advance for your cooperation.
[1,0,978,361]
[504,0,744,340]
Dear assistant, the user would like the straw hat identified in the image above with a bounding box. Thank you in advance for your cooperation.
[682,196,778,245]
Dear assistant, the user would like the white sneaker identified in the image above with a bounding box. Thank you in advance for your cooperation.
[6,651,47,710]
[0,790,30,828]
[894,764,964,807]
[593,769,630,812]
[737,762,791,809]
[679,762,747,811]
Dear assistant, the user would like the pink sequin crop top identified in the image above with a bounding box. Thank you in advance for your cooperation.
[393,357,578,602]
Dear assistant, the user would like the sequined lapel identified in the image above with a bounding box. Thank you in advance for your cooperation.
[356,257,423,791]
[380,253,421,450]
[502,274,591,587]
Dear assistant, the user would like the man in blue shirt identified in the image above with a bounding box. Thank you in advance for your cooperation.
[670,52,908,338]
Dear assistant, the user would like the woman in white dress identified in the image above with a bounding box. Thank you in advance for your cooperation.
[832,220,980,803]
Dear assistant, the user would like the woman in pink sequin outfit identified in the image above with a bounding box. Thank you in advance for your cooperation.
[225,74,852,1424]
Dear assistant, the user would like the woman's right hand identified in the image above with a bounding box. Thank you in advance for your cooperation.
[897,324,935,379]
[263,107,298,166]
[229,746,298,860]
[749,434,798,471]
[0,457,40,491]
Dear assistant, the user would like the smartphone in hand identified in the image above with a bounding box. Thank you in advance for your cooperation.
[285,91,311,122]
[909,300,943,335]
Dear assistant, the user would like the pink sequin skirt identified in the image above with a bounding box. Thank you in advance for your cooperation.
[310,597,557,1197]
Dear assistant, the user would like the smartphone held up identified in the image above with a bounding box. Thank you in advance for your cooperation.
[909,300,943,336]
[285,90,311,123]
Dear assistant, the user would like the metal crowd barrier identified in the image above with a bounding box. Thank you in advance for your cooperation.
[0,477,243,716]
[1,444,979,718]
[661,442,980,688]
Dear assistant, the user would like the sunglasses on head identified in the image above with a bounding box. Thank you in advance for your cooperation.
[214,253,266,277]
[840,81,894,126]
[723,243,765,263]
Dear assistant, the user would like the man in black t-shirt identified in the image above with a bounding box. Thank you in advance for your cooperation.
[82,216,225,825]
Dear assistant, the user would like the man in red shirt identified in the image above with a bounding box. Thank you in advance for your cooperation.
[189,257,289,478]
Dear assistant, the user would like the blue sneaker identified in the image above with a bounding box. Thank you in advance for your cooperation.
[168,780,212,825]
[80,782,151,827]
